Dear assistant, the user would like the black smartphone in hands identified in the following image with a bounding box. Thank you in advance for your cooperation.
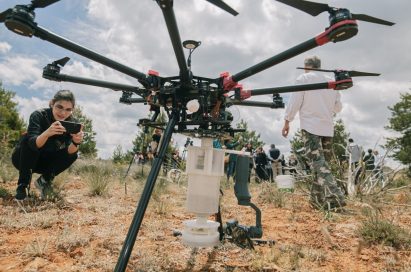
[59,120,82,134]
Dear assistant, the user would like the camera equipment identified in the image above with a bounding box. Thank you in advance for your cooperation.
[59,120,81,134]
[1,0,394,271]
[184,137,193,148]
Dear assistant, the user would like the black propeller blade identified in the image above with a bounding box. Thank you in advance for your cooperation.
[0,9,12,23]
[53,56,70,67]
[31,0,60,9]
[0,0,60,22]
[297,67,380,77]
[276,0,394,26]
[205,0,238,16]
[351,14,394,26]
[276,0,329,16]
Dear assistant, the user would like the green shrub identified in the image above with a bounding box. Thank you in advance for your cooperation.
[358,209,411,249]
[84,163,113,196]
[258,183,287,208]
[0,186,11,198]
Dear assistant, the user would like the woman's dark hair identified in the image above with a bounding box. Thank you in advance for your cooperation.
[49,90,76,107]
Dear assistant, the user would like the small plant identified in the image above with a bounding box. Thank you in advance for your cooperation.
[0,186,11,198]
[84,163,112,196]
[56,227,90,253]
[24,237,50,258]
[358,208,411,249]
[258,183,286,208]
[0,161,18,183]
[151,177,169,200]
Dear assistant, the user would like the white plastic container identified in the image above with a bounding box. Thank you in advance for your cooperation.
[186,146,225,176]
[275,175,295,191]
[182,138,224,248]
[182,217,220,248]
[186,173,220,214]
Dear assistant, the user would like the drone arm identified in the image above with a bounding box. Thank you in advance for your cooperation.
[249,82,330,96]
[43,72,146,97]
[157,0,189,82]
[227,100,281,109]
[33,25,148,84]
[223,19,358,86]
[231,37,319,83]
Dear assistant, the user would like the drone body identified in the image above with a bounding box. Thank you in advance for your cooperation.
[0,0,395,271]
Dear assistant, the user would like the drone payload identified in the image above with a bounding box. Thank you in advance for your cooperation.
[0,0,394,271]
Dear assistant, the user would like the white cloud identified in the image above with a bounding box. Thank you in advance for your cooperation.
[0,56,42,86]
[0,42,11,54]
[1,0,409,163]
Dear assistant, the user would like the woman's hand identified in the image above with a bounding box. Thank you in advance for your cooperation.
[71,125,84,145]
[45,121,66,137]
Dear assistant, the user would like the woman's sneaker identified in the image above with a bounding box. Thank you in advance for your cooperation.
[34,175,54,200]
[15,185,29,201]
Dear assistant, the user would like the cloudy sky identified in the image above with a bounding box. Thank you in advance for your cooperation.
[0,0,409,163]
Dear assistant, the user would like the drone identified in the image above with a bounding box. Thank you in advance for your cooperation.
[1,0,394,271]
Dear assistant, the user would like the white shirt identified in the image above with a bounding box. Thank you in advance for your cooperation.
[347,143,362,163]
[284,72,342,137]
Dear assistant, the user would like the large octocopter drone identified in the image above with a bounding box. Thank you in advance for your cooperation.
[1,0,394,270]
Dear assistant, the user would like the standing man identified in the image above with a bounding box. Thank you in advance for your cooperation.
[268,144,282,181]
[281,56,346,210]
[347,138,362,168]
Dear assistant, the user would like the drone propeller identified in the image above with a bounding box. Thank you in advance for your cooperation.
[31,0,60,9]
[0,0,60,23]
[297,67,380,77]
[53,56,70,67]
[276,0,394,26]
[205,0,238,16]
[0,9,12,23]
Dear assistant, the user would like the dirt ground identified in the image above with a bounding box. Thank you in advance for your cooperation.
[0,170,410,272]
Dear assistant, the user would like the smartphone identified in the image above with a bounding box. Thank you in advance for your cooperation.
[59,120,82,134]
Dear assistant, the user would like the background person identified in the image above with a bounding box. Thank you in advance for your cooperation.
[224,137,240,182]
[12,90,83,200]
[347,138,362,168]
[363,148,375,171]
[150,128,163,156]
[268,144,282,181]
[281,56,345,210]
[241,142,255,183]
[254,146,270,182]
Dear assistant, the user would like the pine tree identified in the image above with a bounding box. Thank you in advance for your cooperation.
[112,144,125,164]
[72,106,98,158]
[333,119,350,161]
[385,92,411,174]
[289,119,349,158]
[233,119,264,149]
[0,82,25,158]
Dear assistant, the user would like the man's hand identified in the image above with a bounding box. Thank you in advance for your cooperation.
[282,120,290,138]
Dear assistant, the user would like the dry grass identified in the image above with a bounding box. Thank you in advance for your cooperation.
[358,207,411,250]
[0,159,410,272]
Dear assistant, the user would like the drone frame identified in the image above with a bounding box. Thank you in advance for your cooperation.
[0,0,394,271]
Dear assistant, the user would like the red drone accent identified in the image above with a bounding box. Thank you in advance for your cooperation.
[148,70,159,76]
[220,71,238,91]
[315,19,358,45]
[240,89,251,100]
[328,78,353,90]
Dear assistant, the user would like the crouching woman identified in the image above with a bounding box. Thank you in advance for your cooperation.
[12,90,83,200]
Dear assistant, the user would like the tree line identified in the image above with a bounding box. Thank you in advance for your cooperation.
[1,81,410,175]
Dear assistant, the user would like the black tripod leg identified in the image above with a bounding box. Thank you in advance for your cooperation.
[124,153,136,179]
[215,204,224,241]
[114,112,178,272]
